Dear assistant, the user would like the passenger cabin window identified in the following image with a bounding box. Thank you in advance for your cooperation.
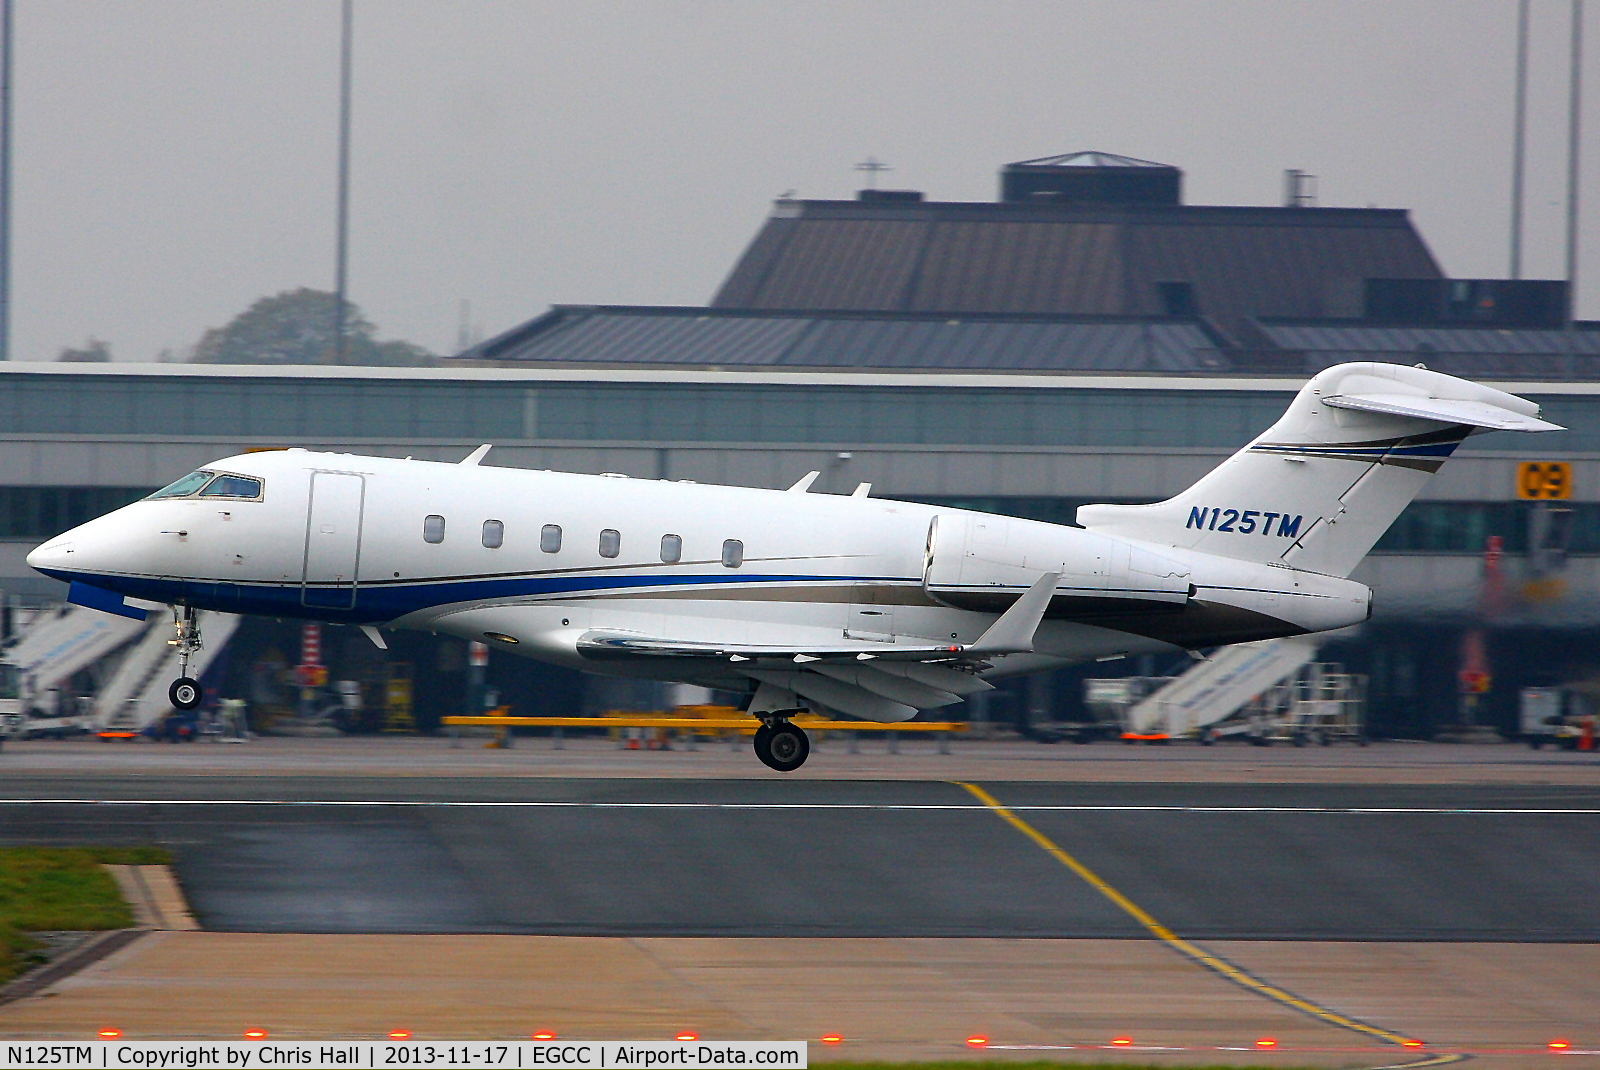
[146,471,214,499]
[541,524,562,553]
[660,534,682,563]
[423,515,446,544]
[482,520,504,549]
[198,475,262,499]
[598,529,621,558]
[722,539,743,568]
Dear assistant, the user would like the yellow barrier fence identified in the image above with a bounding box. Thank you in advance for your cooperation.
[442,709,963,753]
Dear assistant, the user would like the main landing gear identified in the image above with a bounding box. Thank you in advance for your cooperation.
[753,716,810,772]
[168,606,204,711]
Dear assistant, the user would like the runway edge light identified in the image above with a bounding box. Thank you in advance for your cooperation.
[1402,1039,1426,1048]
[1255,1038,1278,1049]
[97,1029,121,1039]
[676,1032,698,1042]
[820,1034,842,1045]
[1550,1039,1572,1051]
[532,1032,557,1041]
[965,1035,988,1049]
[388,1031,411,1040]
[244,1029,268,1040]
[1111,1036,1133,1046]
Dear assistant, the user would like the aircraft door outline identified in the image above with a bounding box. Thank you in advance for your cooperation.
[301,471,366,609]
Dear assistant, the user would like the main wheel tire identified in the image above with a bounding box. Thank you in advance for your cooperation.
[756,723,810,772]
[169,677,202,711]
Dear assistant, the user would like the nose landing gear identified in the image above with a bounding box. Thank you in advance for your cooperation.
[168,606,204,711]
[753,716,810,772]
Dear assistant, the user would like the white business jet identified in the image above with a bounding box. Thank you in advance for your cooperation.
[27,363,1559,771]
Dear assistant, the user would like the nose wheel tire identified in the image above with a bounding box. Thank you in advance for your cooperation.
[169,677,202,711]
[754,722,810,772]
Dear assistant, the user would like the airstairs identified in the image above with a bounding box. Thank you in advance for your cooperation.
[2,604,148,700]
[1125,636,1320,739]
[96,611,241,733]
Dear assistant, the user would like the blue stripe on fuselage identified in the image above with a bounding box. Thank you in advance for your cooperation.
[33,568,888,625]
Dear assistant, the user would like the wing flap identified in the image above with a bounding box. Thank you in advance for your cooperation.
[809,663,963,708]
[575,630,967,663]
[875,660,994,695]
[743,669,918,723]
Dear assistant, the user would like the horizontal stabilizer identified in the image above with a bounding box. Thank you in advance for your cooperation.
[1322,393,1563,433]
[1074,362,1564,578]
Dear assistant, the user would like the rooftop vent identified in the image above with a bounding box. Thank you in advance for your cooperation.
[856,189,924,203]
[1000,151,1182,206]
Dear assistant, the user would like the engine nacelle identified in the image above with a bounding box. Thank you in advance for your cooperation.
[923,513,1191,617]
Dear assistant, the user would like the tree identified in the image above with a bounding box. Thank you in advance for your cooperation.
[190,288,433,367]
[57,338,111,362]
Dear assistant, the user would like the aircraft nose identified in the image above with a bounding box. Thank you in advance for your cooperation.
[26,535,78,575]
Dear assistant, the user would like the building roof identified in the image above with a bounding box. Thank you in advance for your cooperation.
[711,198,1443,344]
[456,305,1229,374]
[1007,151,1177,169]
[1255,320,1600,379]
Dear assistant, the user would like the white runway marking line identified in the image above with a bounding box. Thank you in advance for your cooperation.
[5,799,1600,814]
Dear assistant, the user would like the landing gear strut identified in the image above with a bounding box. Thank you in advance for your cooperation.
[168,606,203,711]
[753,716,810,772]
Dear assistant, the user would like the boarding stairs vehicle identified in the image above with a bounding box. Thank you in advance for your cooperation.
[95,611,240,734]
[1123,637,1319,741]
[0,603,148,736]
[0,662,21,749]
[1227,660,1368,745]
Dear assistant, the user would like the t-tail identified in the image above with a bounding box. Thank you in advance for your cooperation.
[1076,362,1563,578]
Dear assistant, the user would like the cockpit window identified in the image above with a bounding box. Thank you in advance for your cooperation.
[198,475,263,499]
[147,471,215,499]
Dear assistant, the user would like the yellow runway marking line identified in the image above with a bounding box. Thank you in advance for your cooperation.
[954,779,1417,1049]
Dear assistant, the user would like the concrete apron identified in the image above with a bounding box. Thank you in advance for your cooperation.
[0,931,1594,1069]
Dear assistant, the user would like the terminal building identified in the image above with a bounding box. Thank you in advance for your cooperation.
[3,152,1596,738]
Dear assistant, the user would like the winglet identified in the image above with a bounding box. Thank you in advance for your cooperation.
[966,572,1059,655]
[786,471,821,493]
[461,444,493,466]
[851,482,873,498]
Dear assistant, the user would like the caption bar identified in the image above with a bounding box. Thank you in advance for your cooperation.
[4,1042,807,1070]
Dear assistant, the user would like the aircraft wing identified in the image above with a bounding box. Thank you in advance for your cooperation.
[575,572,1061,722]
[575,631,970,662]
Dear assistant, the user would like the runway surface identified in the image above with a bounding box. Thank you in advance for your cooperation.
[6,774,1600,941]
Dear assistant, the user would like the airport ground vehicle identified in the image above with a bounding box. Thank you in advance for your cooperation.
[1521,686,1599,750]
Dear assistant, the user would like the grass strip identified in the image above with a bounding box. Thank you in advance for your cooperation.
[0,846,171,983]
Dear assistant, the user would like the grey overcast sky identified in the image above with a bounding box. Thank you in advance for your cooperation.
[9,0,1597,362]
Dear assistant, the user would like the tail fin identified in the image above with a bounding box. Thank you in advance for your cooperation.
[1077,362,1562,578]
